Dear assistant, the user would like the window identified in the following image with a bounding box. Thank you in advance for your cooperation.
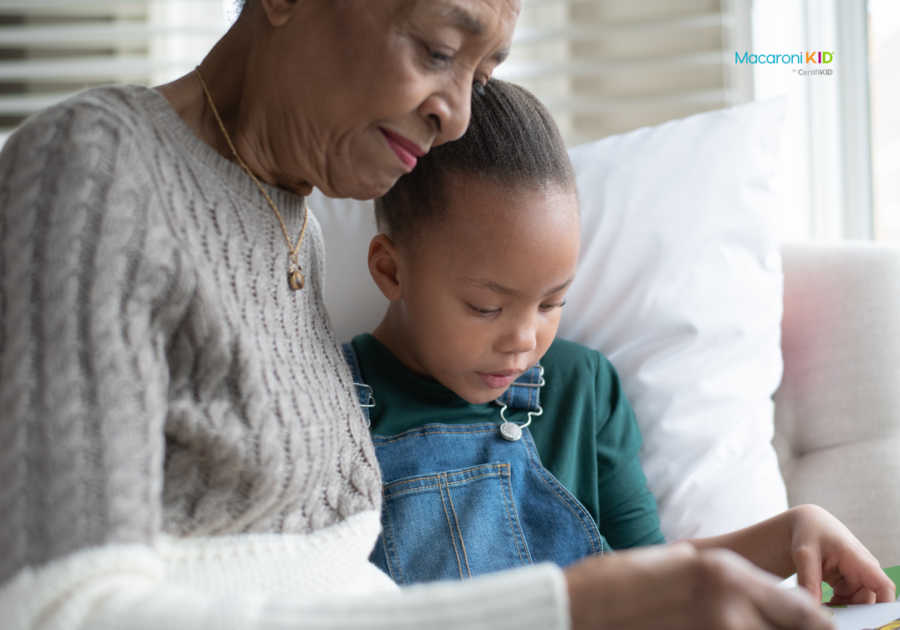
[869,0,900,243]
[497,0,753,146]
[506,0,884,243]
[0,0,228,146]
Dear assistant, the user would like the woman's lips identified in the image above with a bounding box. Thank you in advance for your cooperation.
[380,128,424,171]
[476,371,518,390]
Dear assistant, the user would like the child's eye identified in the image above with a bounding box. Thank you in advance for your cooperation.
[470,304,500,315]
[540,301,567,312]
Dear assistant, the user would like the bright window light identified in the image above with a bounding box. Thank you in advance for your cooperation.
[869,0,900,242]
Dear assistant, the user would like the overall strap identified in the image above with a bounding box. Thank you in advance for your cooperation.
[341,342,375,427]
[494,363,545,441]
[496,363,544,412]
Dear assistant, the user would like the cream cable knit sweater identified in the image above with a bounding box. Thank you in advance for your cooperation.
[0,86,569,630]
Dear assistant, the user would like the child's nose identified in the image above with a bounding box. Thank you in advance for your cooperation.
[498,321,538,355]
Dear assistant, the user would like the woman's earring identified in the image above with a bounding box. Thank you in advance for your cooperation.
[473,82,485,96]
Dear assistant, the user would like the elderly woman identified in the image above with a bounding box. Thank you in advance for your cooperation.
[0,1,837,629]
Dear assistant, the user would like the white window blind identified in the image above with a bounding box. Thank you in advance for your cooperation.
[496,0,753,147]
[2,0,752,150]
[0,0,228,145]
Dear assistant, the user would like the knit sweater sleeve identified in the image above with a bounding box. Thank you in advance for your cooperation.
[0,97,190,583]
[0,538,569,630]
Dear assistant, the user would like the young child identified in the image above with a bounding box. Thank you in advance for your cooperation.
[343,80,894,603]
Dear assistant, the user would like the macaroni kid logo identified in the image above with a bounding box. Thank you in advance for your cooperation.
[735,51,836,75]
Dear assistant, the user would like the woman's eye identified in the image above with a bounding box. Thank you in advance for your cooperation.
[470,304,500,315]
[426,47,453,66]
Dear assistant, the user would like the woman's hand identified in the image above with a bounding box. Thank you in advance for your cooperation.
[788,504,895,605]
[565,543,832,630]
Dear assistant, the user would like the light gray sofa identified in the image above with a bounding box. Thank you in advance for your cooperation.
[775,242,900,568]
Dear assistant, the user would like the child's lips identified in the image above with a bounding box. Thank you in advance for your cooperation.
[476,371,519,390]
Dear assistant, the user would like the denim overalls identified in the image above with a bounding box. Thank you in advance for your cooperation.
[342,343,603,585]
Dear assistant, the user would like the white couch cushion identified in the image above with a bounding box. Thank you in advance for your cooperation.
[314,97,790,543]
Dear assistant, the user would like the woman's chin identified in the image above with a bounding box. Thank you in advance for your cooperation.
[318,171,401,201]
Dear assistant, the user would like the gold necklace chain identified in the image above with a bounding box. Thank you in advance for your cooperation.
[194,67,309,291]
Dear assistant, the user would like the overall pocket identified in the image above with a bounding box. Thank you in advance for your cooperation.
[370,462,533,584]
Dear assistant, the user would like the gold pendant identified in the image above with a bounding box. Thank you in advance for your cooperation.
[288,265,305,291]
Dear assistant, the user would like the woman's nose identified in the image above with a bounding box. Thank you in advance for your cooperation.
[417,86,472,144]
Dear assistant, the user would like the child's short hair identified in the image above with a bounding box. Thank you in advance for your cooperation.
[375,79,576,245]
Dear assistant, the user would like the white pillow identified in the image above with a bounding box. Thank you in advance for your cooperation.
[558,97,789,540]
[314,97,789,542]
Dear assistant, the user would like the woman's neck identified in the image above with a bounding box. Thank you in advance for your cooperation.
[154,22,313,196]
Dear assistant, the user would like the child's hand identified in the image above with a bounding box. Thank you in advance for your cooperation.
[689,503,894,606]
[789,504,895,605]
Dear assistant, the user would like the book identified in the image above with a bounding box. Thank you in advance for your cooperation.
[827,603,900,630]
[823,565,900,630]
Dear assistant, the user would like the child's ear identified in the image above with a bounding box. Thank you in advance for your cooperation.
[368,234,403,301]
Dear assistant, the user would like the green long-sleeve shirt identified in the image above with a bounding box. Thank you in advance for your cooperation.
[351,334,666,550]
